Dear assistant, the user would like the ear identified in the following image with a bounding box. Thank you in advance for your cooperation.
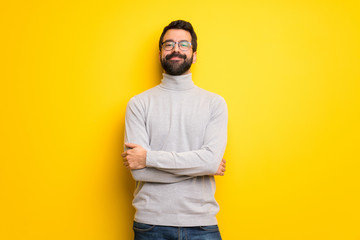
[192,51,197,64]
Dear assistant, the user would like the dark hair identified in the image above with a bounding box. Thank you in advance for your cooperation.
[159,20,197,52]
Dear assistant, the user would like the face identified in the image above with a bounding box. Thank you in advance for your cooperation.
[160,29,197,75]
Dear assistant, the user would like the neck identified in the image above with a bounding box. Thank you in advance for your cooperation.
[159,73,195,91]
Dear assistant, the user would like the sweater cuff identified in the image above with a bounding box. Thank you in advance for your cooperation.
[146,151,155,167]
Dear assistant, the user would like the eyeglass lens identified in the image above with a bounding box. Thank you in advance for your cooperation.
[162,41,191,50]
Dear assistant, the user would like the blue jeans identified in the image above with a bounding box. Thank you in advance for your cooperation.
[133,221,222,240]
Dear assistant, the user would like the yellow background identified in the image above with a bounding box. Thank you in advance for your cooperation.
[1,0,359,239]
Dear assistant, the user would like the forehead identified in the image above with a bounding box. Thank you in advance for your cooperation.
[163,29,192,41]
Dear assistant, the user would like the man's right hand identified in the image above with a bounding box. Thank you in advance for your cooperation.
[214,158,226,176]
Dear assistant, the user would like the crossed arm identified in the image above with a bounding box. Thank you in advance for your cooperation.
[122,95,228,183]
[122,142,226,175]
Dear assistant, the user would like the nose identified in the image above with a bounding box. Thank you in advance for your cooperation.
[173,43,180,52]
[173,42,180,52]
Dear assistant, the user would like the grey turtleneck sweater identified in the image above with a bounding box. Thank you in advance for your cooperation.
[124,73,228,226]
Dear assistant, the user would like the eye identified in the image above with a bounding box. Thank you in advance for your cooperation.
[179,41,190,48]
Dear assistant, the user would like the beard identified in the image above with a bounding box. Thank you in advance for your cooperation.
[160,52,193,76]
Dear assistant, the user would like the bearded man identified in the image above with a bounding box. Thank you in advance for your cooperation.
[122,20,228,240]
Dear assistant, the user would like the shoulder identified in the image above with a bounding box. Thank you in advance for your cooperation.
[132,85,160,99]
[195,87,227,107]
[127,85,160,106]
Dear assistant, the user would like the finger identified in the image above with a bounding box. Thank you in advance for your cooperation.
[125,142,138,149]
[121,152,127,158]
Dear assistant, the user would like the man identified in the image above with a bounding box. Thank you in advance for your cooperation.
[122,20,228,240]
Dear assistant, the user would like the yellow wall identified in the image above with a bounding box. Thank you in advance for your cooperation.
[1,0,359,239]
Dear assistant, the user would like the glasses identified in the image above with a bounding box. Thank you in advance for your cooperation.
[161,40,192,51]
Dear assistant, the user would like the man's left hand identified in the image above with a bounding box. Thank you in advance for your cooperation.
[122,143,147,170]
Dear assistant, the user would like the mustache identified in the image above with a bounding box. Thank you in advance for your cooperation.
[165,52,187,60]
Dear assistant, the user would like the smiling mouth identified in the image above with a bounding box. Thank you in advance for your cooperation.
[166,53,186,61]
[169,57,183,61]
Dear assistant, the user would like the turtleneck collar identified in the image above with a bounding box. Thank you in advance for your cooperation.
[159,73,195,91]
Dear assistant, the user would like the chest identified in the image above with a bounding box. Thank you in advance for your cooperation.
[144,93,211,148]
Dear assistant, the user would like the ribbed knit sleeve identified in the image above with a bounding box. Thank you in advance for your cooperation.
[125,96,193,183]
[145,95,228,176]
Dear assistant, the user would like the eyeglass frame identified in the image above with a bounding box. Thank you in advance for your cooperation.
[161,40,192,51]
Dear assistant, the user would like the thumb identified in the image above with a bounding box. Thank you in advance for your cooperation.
[125,142,138,148]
